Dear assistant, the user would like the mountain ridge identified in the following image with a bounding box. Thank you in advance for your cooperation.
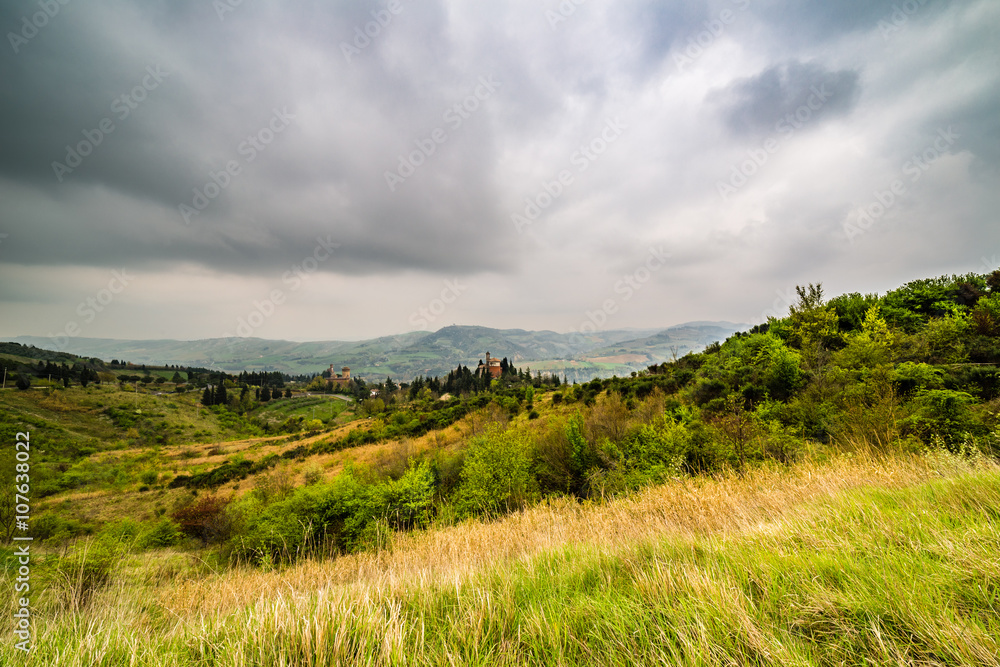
[8,321,745,381]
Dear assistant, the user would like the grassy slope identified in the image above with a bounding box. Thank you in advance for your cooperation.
[0,384,366,528]
[3,450,997,666]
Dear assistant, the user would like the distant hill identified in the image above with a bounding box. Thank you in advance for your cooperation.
[9,322,745,381]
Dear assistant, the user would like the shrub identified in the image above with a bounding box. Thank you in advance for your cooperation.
[903,389,986,449]
[171,494,233,544]
[457,426,536,518]
[33,513,91,543]
[138,517,182,548]
[372,461,436,531]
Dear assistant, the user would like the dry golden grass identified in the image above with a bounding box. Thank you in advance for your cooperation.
[8,448,997,667]
[158,449,963,619]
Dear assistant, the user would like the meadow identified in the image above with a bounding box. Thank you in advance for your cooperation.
[1,447,997,666]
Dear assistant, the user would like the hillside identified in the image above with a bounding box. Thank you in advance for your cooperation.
[2,269,999,665]
[9,321,743,380]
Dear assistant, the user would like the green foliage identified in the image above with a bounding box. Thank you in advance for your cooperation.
[903,389,985,449]
[893,362,944,396]
[32,512,92,543]
[232,462,436,564]
[594,417,689,494]
[457,426,536,518]
[881,275,977,332]
[828,291,883,332]
[971,292,1000,336]
[138,517,182,548]
[371,460,436,531]
[918,312,971,363]
[169,454,278,489]
[46,536,129,611]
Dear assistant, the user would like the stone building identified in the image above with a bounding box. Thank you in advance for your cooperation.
[477,352,502,379]
[328,365,351,386]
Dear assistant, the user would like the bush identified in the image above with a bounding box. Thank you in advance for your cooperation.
[33,513,91,543]
[457,426,536,518]
[903,389,985,449]
[171,494,233,544]
[138,517,182,548]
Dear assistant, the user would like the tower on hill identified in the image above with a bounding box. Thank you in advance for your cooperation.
[477,352,502,379]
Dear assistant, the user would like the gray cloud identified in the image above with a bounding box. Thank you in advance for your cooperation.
[708,60,861,138]
[0,0,997,342]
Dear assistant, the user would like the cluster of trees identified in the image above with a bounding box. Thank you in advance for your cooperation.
[645,272,1000,454]
[3,358,109,390]
[201,373,292,408]
[235,370,285,388]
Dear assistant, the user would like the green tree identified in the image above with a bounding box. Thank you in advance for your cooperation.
[214,378,228,406]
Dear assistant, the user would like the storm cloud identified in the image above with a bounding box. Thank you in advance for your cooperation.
[0,0,997,342]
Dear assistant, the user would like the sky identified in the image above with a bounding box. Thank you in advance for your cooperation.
[0,0,998,346]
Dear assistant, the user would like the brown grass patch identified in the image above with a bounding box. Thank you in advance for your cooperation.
[158,450,973,618]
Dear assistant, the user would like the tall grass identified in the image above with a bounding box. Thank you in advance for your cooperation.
[3,449,998,666]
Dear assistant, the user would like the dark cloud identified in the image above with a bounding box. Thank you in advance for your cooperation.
[709,60,861,138]
[0,0,996,341]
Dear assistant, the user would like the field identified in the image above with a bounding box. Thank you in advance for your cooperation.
[1,448,997,665]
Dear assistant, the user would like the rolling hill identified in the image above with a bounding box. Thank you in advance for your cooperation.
[9,321,745,380]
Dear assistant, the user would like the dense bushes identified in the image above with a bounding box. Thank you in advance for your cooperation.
[169,454,279,489]
[229,461,437,564]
